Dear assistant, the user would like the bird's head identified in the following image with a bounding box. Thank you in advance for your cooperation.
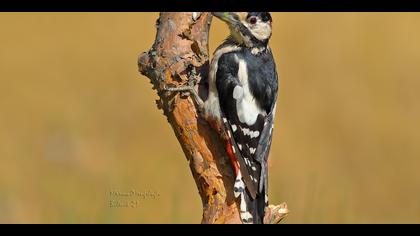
[212,12,272,48]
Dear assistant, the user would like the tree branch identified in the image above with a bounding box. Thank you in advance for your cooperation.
[138,12,288,224]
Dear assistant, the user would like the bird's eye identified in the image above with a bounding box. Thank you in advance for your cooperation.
[249,16,257,25]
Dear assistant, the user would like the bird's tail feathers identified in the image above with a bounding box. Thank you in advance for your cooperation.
[234,172,266,224]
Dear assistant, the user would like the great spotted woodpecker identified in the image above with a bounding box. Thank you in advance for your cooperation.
[203,12,279,224]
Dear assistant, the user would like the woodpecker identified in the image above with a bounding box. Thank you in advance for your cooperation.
[203,12,278,224]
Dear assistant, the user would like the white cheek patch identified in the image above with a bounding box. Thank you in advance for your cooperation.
[254,24,272,41]
[245,20,272,41]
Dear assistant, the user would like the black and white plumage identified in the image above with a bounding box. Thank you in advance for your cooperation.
[204,12,278,224]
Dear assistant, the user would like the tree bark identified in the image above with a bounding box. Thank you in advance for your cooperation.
[138,12,288,224]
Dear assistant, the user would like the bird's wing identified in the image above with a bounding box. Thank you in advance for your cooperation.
[215,52,276,199]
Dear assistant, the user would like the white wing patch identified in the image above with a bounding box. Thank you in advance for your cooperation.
[233,86,244,100]
[234,57,266,126]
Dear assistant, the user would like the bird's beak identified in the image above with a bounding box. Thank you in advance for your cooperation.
[212,12,240,25]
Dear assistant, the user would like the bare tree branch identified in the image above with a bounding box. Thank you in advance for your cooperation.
[138,12,288,224]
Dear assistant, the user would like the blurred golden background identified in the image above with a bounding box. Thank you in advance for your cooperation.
[1,12,420,223]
